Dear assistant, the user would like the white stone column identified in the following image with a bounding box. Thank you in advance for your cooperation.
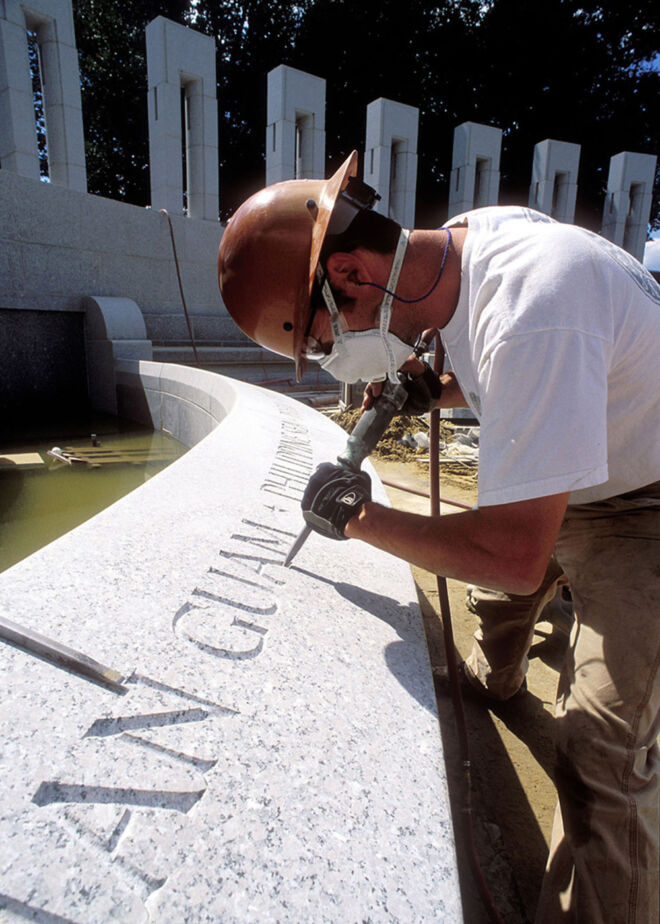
[601,151,657,262]
[146,16,218,221]
[448,121,502,218]
[266,65,325,184]
[0,0,86,190]
[364,98,418,228]
[528,139,580,222]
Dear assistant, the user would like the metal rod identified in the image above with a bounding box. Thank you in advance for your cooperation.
[283,524,312,568]
[379,478,472,510]
[0,615,127,691]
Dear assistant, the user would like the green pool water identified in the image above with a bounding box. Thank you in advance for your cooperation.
[0,417,187,573]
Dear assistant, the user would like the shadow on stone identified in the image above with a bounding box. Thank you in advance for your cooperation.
[293,565,437,712]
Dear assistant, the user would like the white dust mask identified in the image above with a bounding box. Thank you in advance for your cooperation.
[319,327,412,384]
[317,228,413,384]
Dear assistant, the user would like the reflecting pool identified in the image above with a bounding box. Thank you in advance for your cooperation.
[0,417,187,573]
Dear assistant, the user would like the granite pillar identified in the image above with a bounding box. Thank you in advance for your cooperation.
[0,0,86,190]
[146,16,218,221]
[364,97,419,228]
[601,151,657,262]
[266,65,325,184]
[528,138,580,222]
[448,121,502,218]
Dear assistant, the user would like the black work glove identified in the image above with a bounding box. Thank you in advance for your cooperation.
[301,462,371,540]
[399,361,443,415]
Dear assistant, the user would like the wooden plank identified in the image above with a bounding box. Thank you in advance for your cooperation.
[62,447,179,466]
[0,453,45,469]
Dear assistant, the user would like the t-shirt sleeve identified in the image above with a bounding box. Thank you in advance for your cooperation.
[476,328,610,506]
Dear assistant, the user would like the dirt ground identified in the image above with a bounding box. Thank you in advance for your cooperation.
[368,454,568,924]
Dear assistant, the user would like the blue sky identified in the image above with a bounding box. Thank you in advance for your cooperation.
[644,237,660,270]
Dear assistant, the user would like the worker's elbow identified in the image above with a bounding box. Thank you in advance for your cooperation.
[500,550,551,596]
[506,573,545,596]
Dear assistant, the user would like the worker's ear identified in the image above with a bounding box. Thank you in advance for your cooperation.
[325,251,371,296]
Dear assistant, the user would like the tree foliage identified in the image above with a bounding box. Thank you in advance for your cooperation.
[189,0,310,213]
[72,0,659,230]
[469,0,660,229]
[73,0,190,204]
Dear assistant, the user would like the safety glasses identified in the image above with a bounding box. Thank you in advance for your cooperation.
[325,176,381,237]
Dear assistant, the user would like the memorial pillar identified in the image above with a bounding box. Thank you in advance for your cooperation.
[146,16,218,220]
[448,121,501,218]
[266,65,325,184]
[364,98,418,228]
[601,151,657,262]
[528,138,580,222]
[0,0,86,189]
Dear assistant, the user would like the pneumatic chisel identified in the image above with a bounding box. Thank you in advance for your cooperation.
[283,378,409,567]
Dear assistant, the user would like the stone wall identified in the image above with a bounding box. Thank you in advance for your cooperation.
[0,170,241,416]
[0,170,225,340]
[0,305,88,423]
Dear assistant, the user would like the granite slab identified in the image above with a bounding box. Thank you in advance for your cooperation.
[0,366,462,922]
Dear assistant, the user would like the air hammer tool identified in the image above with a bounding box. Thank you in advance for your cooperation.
[283,377,409,567]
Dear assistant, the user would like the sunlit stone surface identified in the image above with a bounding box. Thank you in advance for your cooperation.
[0,364,461,921]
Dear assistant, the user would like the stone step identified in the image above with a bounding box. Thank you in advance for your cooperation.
[144,313,248,344]
[204,367,338,394]
[152,344,340,403]
[152,344,338,390]
[153,345,278,362]
[152,340,247,348]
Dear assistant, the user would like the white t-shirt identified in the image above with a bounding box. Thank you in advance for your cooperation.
[441,207,660,507]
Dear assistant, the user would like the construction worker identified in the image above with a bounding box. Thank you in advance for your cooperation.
[218,151,660,923]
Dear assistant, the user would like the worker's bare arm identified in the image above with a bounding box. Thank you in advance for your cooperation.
[435,371,468,408]
[398,356,468,409]
[344,492,570,595]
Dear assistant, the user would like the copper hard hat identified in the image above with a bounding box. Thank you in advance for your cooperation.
[217,151,359,381]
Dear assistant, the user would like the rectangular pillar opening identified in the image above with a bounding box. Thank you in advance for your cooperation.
[25,27,49,180]
[295,111,313,178]
[180,85,188,212]
[551,171,569,218]
[474,157,490,208]
[624,182,644,251]
[180,83,194,214]
[389,139,405,220]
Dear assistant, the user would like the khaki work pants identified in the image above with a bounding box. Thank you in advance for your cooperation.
[463,484,660,924]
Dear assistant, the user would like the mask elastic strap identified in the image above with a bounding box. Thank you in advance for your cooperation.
[379,228,410,382]
[316,266,345,346]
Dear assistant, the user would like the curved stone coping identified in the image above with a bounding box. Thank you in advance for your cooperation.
[0,363,461,921]
[115,358,237,447]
